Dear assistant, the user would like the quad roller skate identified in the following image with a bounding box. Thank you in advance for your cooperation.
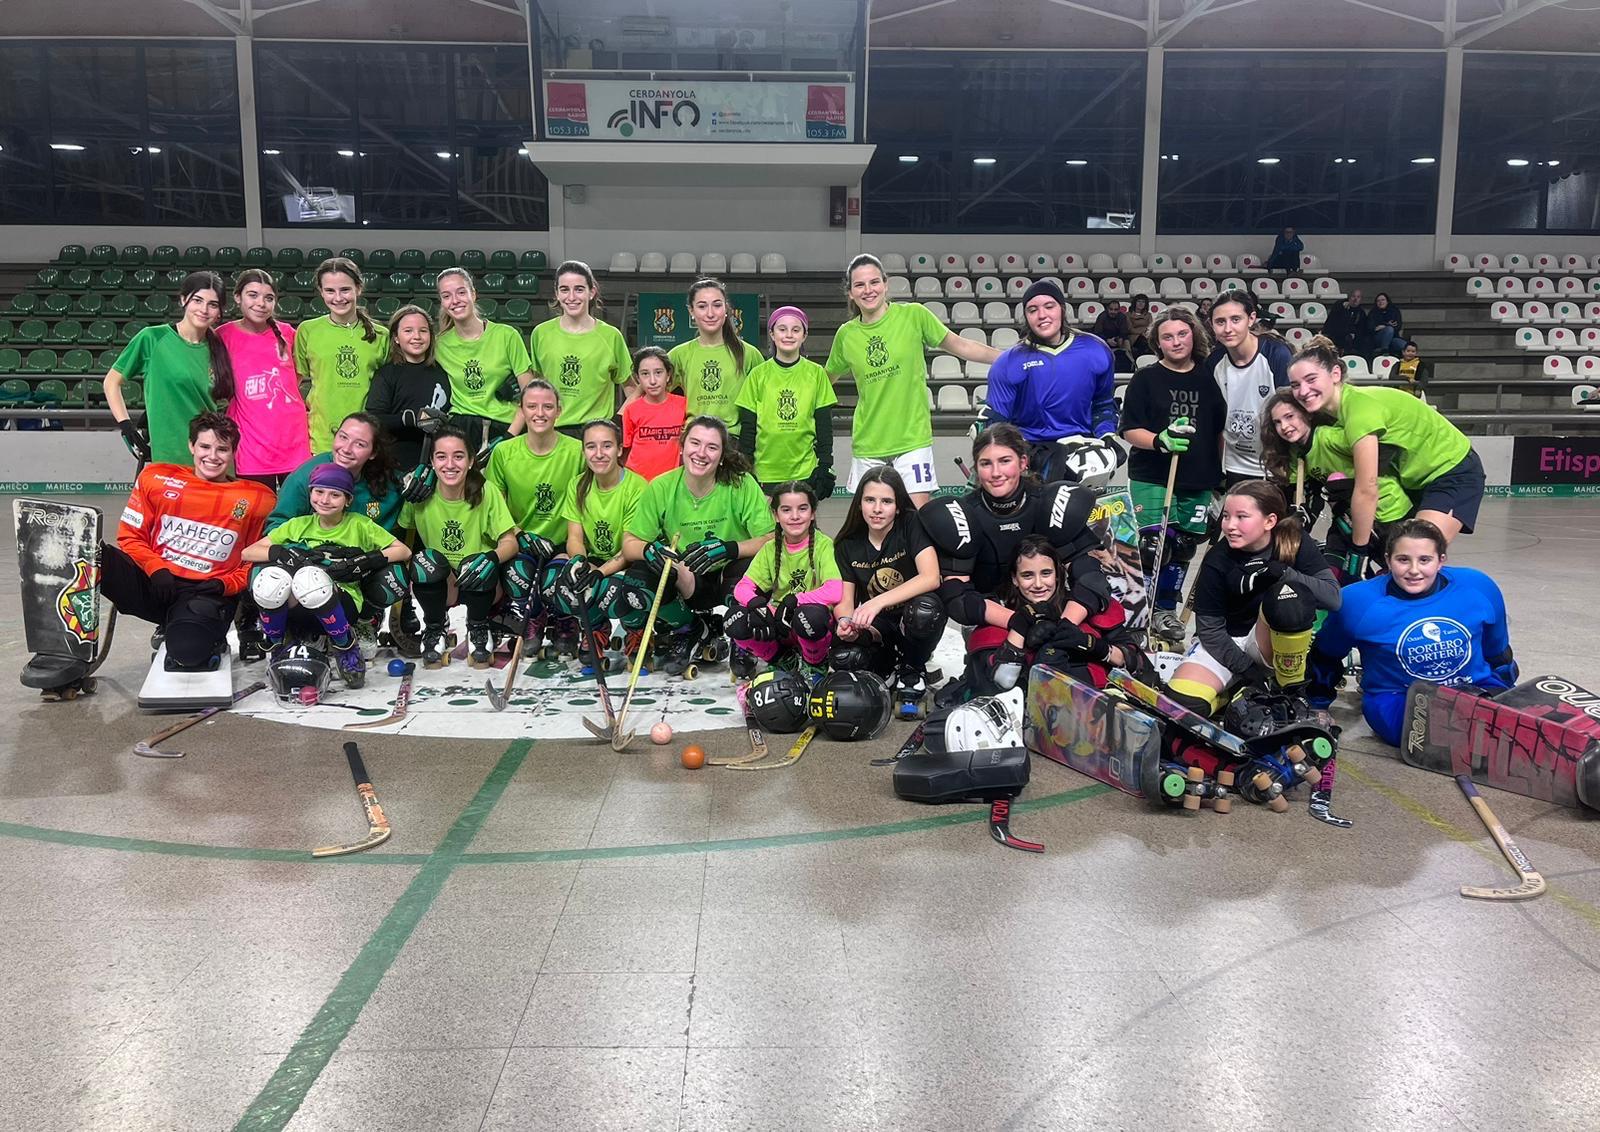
[1148,609,1187,653]
[546,617,582,661]
[660,614,728,679]
[422,626,450,669]
[333,640,366,689]
[621,626,653,676]
[730,647,763,681]
[578,626,626,676]
[893,664,930,720]
[382,596,424,659]
[466,620,494,669]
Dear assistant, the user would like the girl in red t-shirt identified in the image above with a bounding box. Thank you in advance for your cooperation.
[621,346,687,480]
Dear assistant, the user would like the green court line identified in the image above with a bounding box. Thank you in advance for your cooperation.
[232,738,532,1132]
[0,781,1111,866]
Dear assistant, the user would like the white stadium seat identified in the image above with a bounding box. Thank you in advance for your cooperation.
[1572,381,1597,404]
[669,252,697,273]
[1444,253,1472,273]
[974,276,1004,299]
[1220,276,1248,295]
[1149,253,1176,275]
[991,327,1020,349]
[1176,253,1205,274]
[879,253,908,273]
[1533,254,1560,274]
[1522,301,1555,325]
[937,385,970,411]
[1586,301,1600,323]
[1558,276,1587,298]
[1473,253,1503,272]
[1528,276,1555,297]
[1552,301,1583,324]
[959,327,988,344]
[1117,253,1146,274]
[1159,278,1189,298]
[931,356,962,379]
[1006,276,1033,299]
[1078,300,1104,324]
[1149,301,1168,316]
[1342,356,1371,378]
[970,253,997,274]
[1497,277,1528,298]
[1488,300,1518,323]
[1561,254,1588,274]
[944,276,973,298]
[950,301,982,326]
[1373,356,1398,380]
[965,360,990,378]
[1058,253,1086,274]
[1238,253,1266,274]
[1190,278,1218,301]
[922,301,949,323]
[1285,327,1312,350]
[1313,277,1346,300]
[998,253,1027,275]
[1514,326,1545,350]
[973,383,989,406]
[1206,254,1235,274]
[1135,353,1158,370]
[608,252,638,273]
[1269,301,1299,324]
[1580,327,1600,351]
[1251,277,1281,299]
[938,253,967,274]
[1504,252,1533,274]
[1127,276,1158,297]
[1099,277,1126,299]
[1544,355,1575,379]
[982,301,1012,326]
[1465,276,1493,297]
[1299,301,1327,324]
[1299,254,1328,275]
[699,253,726,274]
[1027,254,1054,274]
[1579,355,1600,379]
[1281,277,1311,301]
[729,252,758,275]
[759,253,787,274]
[638,252,667,272]
[909,253,937,275]
[914,277,943,298]
[887,276,913,299]
[1068,276,1096,299]
[1087,253,1116,274]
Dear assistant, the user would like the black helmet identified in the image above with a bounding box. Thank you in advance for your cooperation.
[268,643,331,705]
[808,670,892,741]
[748,669,811,734]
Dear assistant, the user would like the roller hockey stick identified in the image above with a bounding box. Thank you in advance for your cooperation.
[312,742,391,858]
[485,635,524,711]
[708,679,773,766]
[344,662,414,730]
[133,681,267,758]
[612,538,678,752]
[989,797,1044,853]
[727,724,817,772]
[577,587,620,741]
[1145,451,1180,652]
[1456,776,1545,901]
[871,720,926,767]
[87,455,145,681]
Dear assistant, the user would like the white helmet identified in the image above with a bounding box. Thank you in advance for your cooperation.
[943,687,1026,752]
[1052,436,1120,490]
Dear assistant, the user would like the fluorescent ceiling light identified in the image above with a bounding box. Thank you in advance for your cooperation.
[1506,158,1530,167]
[972,157,996,166]
[337,149,356,157]
[262,148,281,156]
[1410,156,1435,164]
[1065,159,1088,166]
[50,142,85,152]
[898,154,919,164]
[436,151,453,159]
[1256,157,1280,165]
[1547,159,1561,167]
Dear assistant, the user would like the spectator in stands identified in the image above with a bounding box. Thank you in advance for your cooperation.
[1367,293,1404,358]
[1195,297,1214,327]
[1127,295,1153,358]
[1392,339,1431,396]
[1320,289,1367,356]
[1091,299,1135,373]
[1266,226,1304,273]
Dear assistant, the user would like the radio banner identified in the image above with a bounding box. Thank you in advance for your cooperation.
[544,79,853,142]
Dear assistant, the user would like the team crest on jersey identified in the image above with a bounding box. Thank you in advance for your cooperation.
[441,519,466,554]
[777,388,798,422]
[866,335,889,369]
[871,566,904,597]
[366,502,381,519]
[594,520,615,557]
[701,360,723,393]
[56,559,100,645]
[231,498,249,520]
[653,307,676,336]
[463,358,485,391]
[535,482,555,514]
[1395,617,1473,683]
[560,354,582,387]
[1258,384,1270,397]
[787,566,808,591]
[336,344,359,381]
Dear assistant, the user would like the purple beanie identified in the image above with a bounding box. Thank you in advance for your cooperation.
[309,462,357,497]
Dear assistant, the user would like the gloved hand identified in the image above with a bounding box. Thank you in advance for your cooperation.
[267,544,315,571]
[808,466,837,501]
[775,593,799,633]
[400,464,436,504]
[1289,503,1313,530]
[472,434,509,471]
[1342,540,1375,581]
[325,550,388,582]
[643,540,678,573]
[417,406,447,435]
[681,537,736,575]
[118,419,152,465]
[561,556,594,594]
[1233,559,1275,599]
[1155,416,1195,455]
[455,551,500,591]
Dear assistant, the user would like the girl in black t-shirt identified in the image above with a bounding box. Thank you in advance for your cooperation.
[365,305,452,470]
[829,466,947,701]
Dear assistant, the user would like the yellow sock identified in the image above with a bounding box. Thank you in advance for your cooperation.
[1167,677,1219,715]
[1270,627,1313,687]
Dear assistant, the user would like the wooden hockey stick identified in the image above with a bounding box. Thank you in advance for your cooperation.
[313,742,392,858]
[1456,776,1546,901]
[133,681,267,758]
[612,539,678,752]
[344,663,414,730]
[485,635,524,711]
[727,724,816,772]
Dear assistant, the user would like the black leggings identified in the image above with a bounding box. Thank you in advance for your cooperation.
[101,544,236,667]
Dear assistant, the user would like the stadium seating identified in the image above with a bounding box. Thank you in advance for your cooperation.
[1268,302,1298,325]
[1505,253,1534,274]
[1444,253,1471,272]
[959,328,987,345]
[1514,327,1545,350]
[1488,300,1518,322]
[931,356,962,380]
[1117,254,1145,274]
[1078,301,1104,324]
[609,253,637,273]
[1099,277,1126,300]
[1239,254,1266,274]
[938,254,967,274]
[1552,301,1583,324]
[1190,279,1218,301]
[1058,254,1086,273]
[1544,355,1575,378]
[1159,278,1189,299]
[950,301,981,326]
[909,253,937,275]
[1561,254,1588,274]
[1068,277,1095,300]
[1523,301,1555,324]
[1581,328,1600,351]
[887,277,913,299]
[937,385,970,411]
[1313,277,1346,300]
[965,360,990,379]
[880,253,908,273]
[982,301,1011,326]
[1372,356,1398,380]
[1579,356,1600,379]
[1005,277,1031,299]
[1128,277,1157,297]
[1027,254,1054,274]
[1172,253,1203,274]
[1087,254,1116,274]
[668,253,697,274]
[638,252,667,272]
[1466,276,1493,297]
[1252,278,1281,300]
[759,254,786,274]
[991,328,1020,349]
[944,276,973,299]
[914,277,942,299]
[1281,277,1311,301]
[1298,255,1328,275]
[1549,327,1581,352]
[922,301,949,323]
[699,253,727,275]
[970,254,997,274]
[729,253,758,275]
[1149,254,1176,275]
[1472,253,1502,272]
[1342,356,1371,378]
[1497,277,1527,298]
[1284,327,1312,350]
[974,276,1003,299]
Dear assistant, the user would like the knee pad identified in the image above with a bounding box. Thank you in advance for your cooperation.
[1138,525,1167,576]
[290,565,337,610]
[937,579,987,627]
[1165,678,1219,718]
[611,570,658,627]
[826,640,882,673]
[503,555,537,600]
[251,565,293,610]
[900,593,947,641]
[1262,579,1315,633]
[166,595,233,666]
[538,556,568,600]
[1169,529,1199,565]
[791,603,831,641]
[1065,556,1111,616]
[516,531,556,561]
[410,548,450,586]
[361,563,408,609]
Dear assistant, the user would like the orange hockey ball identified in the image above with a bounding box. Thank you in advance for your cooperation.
[681,744,706,770]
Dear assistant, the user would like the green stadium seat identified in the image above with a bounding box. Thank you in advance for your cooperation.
[32,378,67,405]
[275,295,304,319]
[86,244,116,267]
[42,293,70,316]
[59,349,94,376]
[15,319,47,345]
[181,245,210,267]
[519,251,548,272]
[502,298,533,323]
[0,351,20,375]
[34,267,61,289]
[306,246,334,265]
[93,268,126,291]
[273,247,304,270]
[83,320,116,346]
[215,246,242,269]
[130,268,157,290]
[66,380,97,406]
[25,349,58,374]
[288,269,313,293]
[242,246,271,268]
[116,320,149,345]
[477,297,499,319]
[459,250,487,272]
[373,297,400,319]
[362,275,384,296]
[8,294,38,316]
[0,318,11,343]
[66,267,93,290]
[117,245,149,267]
[0,377,28,403]
[428,250,456,269]
[141,294,173,317]
[54,244,86,266]
[338,248,364,267]
[487,250,516,272]
[307,297,327,317]
[479,272,508,295]
[123,379,144,408]
[162,268,186,288]
[510,272,540,296]
[368,249,396,271]
[72,293,104,317]
[96,348,119,371]
[150,245,178,268]
[45,320,83,345]
[419,271,439,292]
[107,294,137,318]
[397,249,426,271]
[387,272,416,295]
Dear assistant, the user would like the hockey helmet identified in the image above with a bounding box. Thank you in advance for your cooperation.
[928,687,1026,756]
[748,669,811,734]
[1050,436,1120,490]
[808,670,892,741]
[268,643,332,705]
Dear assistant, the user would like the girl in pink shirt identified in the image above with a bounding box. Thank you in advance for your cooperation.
[220,269,310,489]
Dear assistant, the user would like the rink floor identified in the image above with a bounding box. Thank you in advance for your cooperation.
[2,494,1598,1132]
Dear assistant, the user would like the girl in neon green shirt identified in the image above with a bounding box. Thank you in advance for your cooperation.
[669,277,756,435]
[529,259,632,433]
[435,267,533,445]
[295,257,388,451]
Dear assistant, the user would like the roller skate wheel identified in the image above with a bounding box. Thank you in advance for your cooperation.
[1185,766,1206,784]
[1217,769,1236,788]
[1182,792,1201,811]
[1268,795,1290,813]
[1157,771,1188,800]
[1298,763,1321,782]
[1252,770,1274,792]
[682,664,700,680]
[1310,736,1334,759]
[1213,796,1232,814]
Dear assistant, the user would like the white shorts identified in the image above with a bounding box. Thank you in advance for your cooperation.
[1180,629,1265,688]
[848,446,939,494]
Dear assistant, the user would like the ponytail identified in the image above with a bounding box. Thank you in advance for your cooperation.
[687,277,745,377]
[575,418,623,516]
[315,257,378,343]
[1224,479,1302,565]
[1291,333,1345,375]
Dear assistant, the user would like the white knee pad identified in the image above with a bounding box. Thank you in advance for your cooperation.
[251,565,293,610]
[291,565,337,610]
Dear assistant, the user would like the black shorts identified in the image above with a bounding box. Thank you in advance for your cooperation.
[1416,449,1485,534]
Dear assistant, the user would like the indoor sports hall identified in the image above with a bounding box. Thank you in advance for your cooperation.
[3,2,1600,1129]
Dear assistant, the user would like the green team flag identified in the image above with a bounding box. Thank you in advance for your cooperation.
[637,292,762,350]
